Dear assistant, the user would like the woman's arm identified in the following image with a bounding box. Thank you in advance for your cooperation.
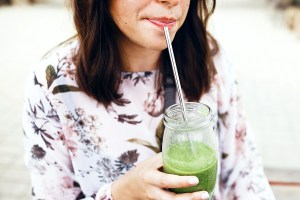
[23,68,99,199]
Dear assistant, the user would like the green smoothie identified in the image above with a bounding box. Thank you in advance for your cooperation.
[163,141,217,194]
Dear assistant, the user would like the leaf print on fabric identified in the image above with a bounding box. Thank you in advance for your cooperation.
[31,187,35,197]
[76,192,87,200]
[144,89,164,117]
[31,145,46,160]
[122,71,153,86]
[40,132,55,149]
[27,99,37,119]
[30,121,41,134]
[107,104,142,125]
[116,114,142,125]
[34,73,43,87]
[29,121,54,149]
[114,97,131,107]
[46,108,60,123]
[44,53,79,94]
[121,118,163,155]
[26,100,56,150]
[222,169,233,185]
[52,85,81,95]
[127,139,160,153]
[219,111,229,128]
[133,72,151,86]
[222,152,229,159]
[36,100,45,113]
[123,73,133,80]
[115,150,139,171]
[144,71,153,78]
[46,65,58,88]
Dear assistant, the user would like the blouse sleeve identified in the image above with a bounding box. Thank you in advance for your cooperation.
[23,67,113,200]
[215,50,276,200]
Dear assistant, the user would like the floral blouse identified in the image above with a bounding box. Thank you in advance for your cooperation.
[23,38,275,200]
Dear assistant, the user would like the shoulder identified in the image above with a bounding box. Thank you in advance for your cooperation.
[207,34,235,84]
[210,42,239,112]
[29,37,80,94]
[42,36,79,61]
[212,43,235,83]
[210,41,237,94]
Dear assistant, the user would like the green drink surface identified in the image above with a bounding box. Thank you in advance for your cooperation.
[163,141,217,194]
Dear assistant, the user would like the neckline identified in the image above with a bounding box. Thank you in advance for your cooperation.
[121,68,160,74]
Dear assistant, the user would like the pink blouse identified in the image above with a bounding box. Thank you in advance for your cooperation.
[23,38,275,200]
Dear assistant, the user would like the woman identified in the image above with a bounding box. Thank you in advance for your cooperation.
[23,0,275,199]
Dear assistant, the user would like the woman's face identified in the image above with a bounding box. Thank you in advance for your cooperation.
[109,0,190,51]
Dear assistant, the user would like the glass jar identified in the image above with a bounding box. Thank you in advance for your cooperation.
[162,102,218,197]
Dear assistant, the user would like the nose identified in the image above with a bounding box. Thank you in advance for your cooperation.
[157,0,179,7]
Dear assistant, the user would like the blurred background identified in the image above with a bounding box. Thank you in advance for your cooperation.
[0,0,299,199]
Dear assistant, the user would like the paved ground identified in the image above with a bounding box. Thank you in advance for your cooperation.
[0,1,299,199]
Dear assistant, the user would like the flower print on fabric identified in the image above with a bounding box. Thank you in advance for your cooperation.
[31,145,46,160]
[78,150,139,183]
[115,149,139,171]
[64,107,105,156]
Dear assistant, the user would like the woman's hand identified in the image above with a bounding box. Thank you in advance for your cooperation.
[111,153,210,200]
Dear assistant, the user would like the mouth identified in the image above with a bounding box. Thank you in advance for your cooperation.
[146,17,177,29]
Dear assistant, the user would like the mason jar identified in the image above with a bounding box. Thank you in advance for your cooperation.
[162,102,218,197]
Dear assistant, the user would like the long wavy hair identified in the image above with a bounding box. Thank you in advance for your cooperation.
[71,0,218,107]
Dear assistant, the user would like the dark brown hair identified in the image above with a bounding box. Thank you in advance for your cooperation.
[71,0,218,107]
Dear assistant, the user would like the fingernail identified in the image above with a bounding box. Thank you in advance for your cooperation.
[188,177,199,185]
[201,191,209,200]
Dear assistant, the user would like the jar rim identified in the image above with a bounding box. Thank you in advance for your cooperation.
[163,102,214,131]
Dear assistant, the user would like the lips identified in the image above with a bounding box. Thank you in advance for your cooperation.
[147,17,176,29]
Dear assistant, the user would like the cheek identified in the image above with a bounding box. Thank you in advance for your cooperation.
[183,1,190,15]
[180,1,190,23]
[110,3,136,31]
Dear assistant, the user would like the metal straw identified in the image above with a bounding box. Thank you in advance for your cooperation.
[164,27,195,155]
[163,27,188,121]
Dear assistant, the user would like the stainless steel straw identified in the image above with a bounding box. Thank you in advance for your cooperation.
[163,27,188,121]
[164,27,195,154]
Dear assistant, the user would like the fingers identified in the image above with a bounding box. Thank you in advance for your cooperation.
[174,191,210,200]
[144,153,209,200]
[144,153,200,189]
[150,152,163,168]
[156,189,210,200]
[145,170,199,189]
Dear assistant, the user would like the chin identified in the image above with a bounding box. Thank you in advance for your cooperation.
[142,37,169,51]
[148,43,168,51]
